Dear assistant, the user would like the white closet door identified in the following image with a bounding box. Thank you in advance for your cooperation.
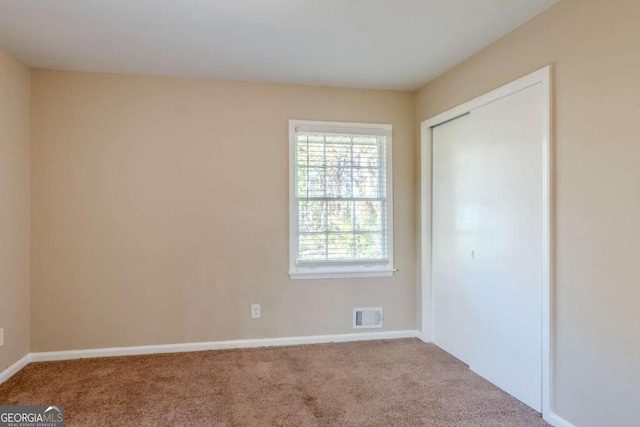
[432,83,543,411]
[432,113,477,364]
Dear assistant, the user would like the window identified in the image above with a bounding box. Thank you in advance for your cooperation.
[289,120,394,279]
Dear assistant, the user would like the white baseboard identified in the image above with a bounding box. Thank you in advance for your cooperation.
[416,331,431,343]
[0,353,32,385]
[1,330,418,382]
[545,411,576,427]
[29,329,420,362]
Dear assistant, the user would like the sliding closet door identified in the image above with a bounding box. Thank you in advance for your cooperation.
[432,84,543,411]
[432,113,477,364]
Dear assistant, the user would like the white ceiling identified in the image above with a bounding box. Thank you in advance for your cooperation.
[0,0,558,90]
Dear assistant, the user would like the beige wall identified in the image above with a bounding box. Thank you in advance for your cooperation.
[415,0,640,425]
[30,71,416,352]
[0,50,30,371]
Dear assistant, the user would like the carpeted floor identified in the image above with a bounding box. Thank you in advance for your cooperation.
[0,339,548,426]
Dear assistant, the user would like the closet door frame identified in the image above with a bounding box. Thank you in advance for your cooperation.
[419,66,552,419]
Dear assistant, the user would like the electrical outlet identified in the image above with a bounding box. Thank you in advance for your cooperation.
[251,304,261,319]
[0,328,4,347]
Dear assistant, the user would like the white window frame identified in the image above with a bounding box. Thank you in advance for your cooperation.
[288,120,395,280]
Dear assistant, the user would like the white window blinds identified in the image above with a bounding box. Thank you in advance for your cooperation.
[294,126,390,265]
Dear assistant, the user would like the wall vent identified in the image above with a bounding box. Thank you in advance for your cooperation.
[353,307,383,329]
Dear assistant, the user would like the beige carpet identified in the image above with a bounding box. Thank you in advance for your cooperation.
[0,339,548,426]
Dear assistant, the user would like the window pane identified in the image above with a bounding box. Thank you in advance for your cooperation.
[353,168,381,198]
[356,233,385,260]
[325,165,352,198]
[298,201,326,232]
[355,201,383,231]
[297,136,325,167]
[297,166,308,197]
[299,233,327,261]
[325,135,351,167]
[353,142,380,168]
[327,201,354,232]
[303,166,325,197]
[327,233,355,260]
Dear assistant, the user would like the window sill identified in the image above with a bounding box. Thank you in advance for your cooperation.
[289,268,396,280]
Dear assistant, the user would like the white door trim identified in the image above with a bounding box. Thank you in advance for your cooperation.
[419,66,553,420]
